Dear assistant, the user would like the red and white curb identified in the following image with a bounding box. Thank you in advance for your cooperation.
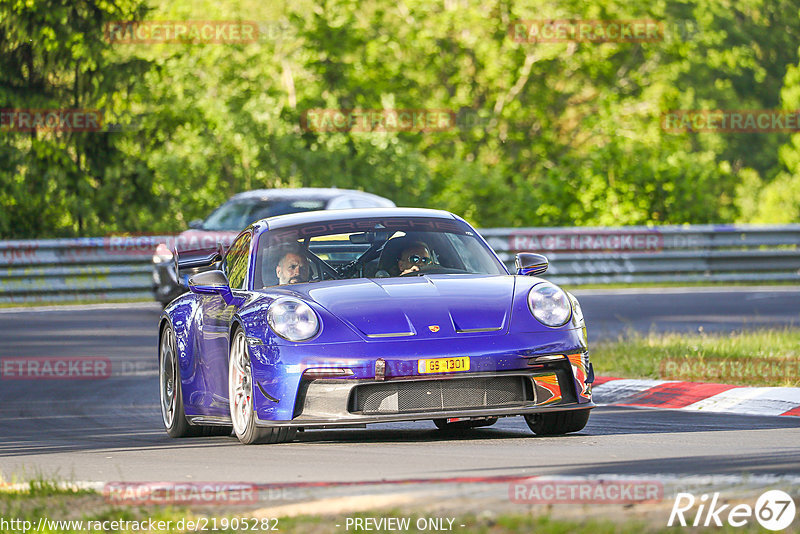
[593,377,800,417]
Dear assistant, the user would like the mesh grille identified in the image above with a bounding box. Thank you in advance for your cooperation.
[352,376,532,415]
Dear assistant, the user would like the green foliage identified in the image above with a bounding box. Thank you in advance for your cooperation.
[0,0,156,237]
[2,0,800,238]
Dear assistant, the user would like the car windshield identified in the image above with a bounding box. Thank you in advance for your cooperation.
[254,216,506,288]
[202,199,326,231]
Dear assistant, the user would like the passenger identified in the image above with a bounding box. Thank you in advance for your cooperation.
[396,241,435,276]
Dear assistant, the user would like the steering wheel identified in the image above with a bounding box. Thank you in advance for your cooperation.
[335,259,361,279]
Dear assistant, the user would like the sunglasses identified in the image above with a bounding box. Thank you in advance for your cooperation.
[402,254,433,265]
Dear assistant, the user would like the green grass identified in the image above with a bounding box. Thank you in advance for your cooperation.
[0,489,772,534]
[592,328,800,386]
[0,475,785,533]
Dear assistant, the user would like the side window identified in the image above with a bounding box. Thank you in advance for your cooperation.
[224,232,252,290]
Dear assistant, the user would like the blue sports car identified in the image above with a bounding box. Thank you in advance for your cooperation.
[158,208,594,444]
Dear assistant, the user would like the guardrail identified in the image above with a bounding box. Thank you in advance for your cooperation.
[1,225,798,303]
[484,224,800,285]
[0,236,172,303]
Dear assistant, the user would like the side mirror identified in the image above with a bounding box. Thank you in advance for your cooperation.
[515,253,549,276]
[188,270,242,305]
[188,219,204,230]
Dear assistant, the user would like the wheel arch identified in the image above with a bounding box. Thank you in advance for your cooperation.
[158,315,172,350]
[158,306,196,385]
[158,314,174,374]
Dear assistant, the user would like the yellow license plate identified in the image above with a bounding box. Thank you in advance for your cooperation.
[417,356,470,374]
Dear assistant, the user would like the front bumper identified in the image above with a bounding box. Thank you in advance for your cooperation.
[242,326,593,427]
[254,367,594,429]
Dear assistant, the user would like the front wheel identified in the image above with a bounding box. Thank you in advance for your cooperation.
[524,409,591,436]
[229,328,296,445]
[160,324,193,437]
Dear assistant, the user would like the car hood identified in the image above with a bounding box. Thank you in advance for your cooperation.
[296,275,515,339]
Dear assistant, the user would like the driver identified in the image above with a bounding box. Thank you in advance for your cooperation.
[276,245,310,285]
[397,241,435,276]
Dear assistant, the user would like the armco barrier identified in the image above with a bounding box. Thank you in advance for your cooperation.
[0,225,798,303]
[483,224,800,285]
[0,236,172,303]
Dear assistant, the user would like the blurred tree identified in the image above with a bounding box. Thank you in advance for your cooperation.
[0,0,155,237]
[2,0,799,237]
[739,56,800,223]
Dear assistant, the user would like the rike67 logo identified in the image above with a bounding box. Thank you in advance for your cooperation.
[668,490,796,531]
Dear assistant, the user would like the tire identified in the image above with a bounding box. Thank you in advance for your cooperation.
[433,417,498,431]
[159,324,194,437]
[524,409,591,436]
[160,324,232,438]
[229,328,296,445]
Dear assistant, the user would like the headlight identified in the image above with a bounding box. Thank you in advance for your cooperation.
[527,282,571,327]
[567,291,584,327]
[152,243,173,263]
[266,298,319,341]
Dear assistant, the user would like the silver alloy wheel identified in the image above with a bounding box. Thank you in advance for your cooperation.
[229,330,253,436]
[159,327,177,429]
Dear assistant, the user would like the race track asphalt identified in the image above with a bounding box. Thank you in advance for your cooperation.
[0,287,798,484]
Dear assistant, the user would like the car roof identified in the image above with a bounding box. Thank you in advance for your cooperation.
[260,207,458,230]
[228,187,394,205]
